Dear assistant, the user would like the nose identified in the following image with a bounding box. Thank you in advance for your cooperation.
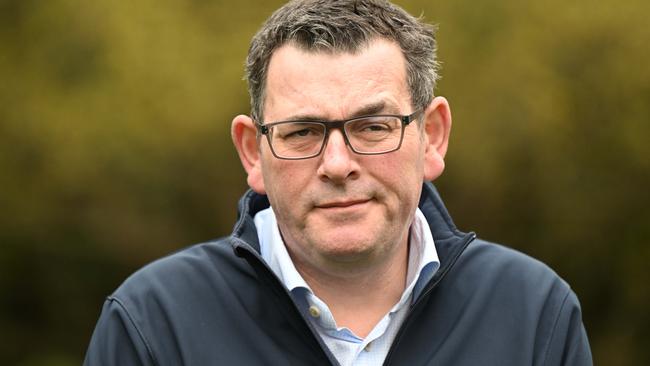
[317,129,359,183]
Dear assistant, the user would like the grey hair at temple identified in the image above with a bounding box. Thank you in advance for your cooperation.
[245,0,440,121]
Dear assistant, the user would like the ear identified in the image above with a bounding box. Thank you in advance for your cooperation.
[422,96,452,181]
[231,114,266,194]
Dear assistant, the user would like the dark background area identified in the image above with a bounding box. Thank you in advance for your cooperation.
[1,0,648,365]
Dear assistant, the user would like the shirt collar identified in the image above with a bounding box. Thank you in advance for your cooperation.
[254,208,311,292]
[405,208,440,304]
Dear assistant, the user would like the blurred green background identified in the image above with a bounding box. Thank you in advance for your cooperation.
[1,0,648,364]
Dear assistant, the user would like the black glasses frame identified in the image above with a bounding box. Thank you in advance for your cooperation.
[255,110,421,160]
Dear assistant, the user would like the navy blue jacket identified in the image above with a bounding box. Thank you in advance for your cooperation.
[84,183,592,365]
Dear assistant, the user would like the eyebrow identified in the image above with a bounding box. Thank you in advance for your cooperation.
[350,101,389,117]
[277,101,400,123]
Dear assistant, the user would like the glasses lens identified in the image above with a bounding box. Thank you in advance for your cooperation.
[269,122,326,158]
[345,116,403,153]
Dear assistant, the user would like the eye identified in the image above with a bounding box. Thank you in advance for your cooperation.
[273,123,324,140]
[289,128,315,137]
[349,117,398,134]
[361,123,391,132]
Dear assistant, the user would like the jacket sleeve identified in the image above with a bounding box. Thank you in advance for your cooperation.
[84,297,155,366]
[544,289,593,366]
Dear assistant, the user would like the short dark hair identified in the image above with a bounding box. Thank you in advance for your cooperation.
[245,0,440,121]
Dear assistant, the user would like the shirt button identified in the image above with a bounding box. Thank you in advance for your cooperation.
[364,342,372,352]
[308,305,321,318]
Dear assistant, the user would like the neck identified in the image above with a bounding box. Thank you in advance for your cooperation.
[291,237,409,338]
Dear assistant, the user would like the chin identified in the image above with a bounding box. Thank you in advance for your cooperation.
[314,237,380,263]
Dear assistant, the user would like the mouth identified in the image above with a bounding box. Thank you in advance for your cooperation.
[315,199,371,209]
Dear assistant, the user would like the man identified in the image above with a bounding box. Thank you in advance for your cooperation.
[85,1,592,365]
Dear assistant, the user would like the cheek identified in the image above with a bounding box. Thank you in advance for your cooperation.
[377,148,425,208]
[382,147,425,184]
[262,161,311,215]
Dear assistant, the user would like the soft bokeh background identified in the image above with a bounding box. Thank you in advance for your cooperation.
[1,0,648,364]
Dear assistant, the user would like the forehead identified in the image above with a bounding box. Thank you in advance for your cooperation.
[263,39,411,122]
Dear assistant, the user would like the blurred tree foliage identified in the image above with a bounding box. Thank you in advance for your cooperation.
[0,0,647,365]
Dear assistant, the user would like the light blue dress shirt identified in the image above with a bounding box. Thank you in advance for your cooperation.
[255,208,439,366]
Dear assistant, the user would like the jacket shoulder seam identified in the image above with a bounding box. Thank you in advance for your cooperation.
[107,296,158,366]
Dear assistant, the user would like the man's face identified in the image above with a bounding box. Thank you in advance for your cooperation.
[245,39,446,275]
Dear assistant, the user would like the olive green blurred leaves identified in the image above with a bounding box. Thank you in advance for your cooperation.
[0,0,648,365]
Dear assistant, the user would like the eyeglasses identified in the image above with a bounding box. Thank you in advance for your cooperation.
[255,111,421,160]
